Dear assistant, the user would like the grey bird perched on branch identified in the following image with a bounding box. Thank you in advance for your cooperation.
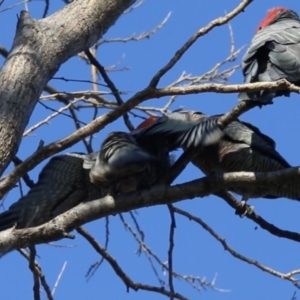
[86,111,224,192]
[0,153,104,232]
[137,111,299,202]
[0,130,172,232]
[84,131,173,193]
[0,112,224,232]
[239,7,300,105]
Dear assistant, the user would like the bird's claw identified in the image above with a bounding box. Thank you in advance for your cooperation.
[235,200,255,217]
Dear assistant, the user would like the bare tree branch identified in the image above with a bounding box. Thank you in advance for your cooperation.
[19,248,54,300]
[77,227,189,300]
[98,11,171,45]
[52,261,67,296]
[215,190,300,243]
[167,205,176,298]
[0,0,136,176]
[84,49,134,131]
[29,246,41,300]
[23,100,81,137]
[174,207,300,288]
[149,0,253,88]
[3,167,300,253]
[85,217,110,280]
[119,213,166,286]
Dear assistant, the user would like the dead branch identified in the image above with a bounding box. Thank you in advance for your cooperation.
[149,0,253,88]
[0,0,136,176]
[123,0,144,14]
[215,190,300,243]
[2,167,300,252]
[174,207,300,288]
[98,12,171,45]
[23,100,80,137]
[167,205,176,299]
[29,246,41,300]
[85,217,110,280]
[19,248,54,300]
[84,49,134,131]
[77,227,189,300]
[118,211,222,292]
[51,261,67,296]
[119,214,166,286]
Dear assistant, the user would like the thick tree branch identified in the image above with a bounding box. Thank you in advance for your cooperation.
[0,2,289,200]
[2,167,300,253]
[0,88,257,201]
[154,79,300,98]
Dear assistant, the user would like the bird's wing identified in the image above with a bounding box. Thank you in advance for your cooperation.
[175,115,224,148]
[224,120,291,167]
[83,152,98,169]
[100,132,156,167]
[0,153,90,231]
[89,132,157,185]
[242,20,300,77]
[133,111,224,149]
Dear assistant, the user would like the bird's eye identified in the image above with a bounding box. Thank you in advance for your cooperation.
[258,26,262,30]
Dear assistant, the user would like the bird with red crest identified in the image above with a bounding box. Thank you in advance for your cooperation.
[239,7,300,105]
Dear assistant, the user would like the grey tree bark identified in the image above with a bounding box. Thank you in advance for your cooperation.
[0,0,135,176]
[1,166,300,254]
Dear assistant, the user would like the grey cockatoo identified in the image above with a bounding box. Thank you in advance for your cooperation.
[239,7,300,104]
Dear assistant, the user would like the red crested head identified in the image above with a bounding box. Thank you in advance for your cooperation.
[256,7,287,32]
[136,116,158,130]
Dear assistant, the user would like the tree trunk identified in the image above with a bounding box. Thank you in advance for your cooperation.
[0,0,135,175]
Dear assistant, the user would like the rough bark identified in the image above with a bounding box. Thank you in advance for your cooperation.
[0,0,135,176]
[1,167,300,254]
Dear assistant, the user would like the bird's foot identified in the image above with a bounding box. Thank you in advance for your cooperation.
[258,100,273,109]
[235,200,255,217]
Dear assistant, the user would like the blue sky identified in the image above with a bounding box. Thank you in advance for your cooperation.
[0,0,300,299]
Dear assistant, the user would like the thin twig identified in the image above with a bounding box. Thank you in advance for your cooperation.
[174,207,300,288]
[29,246,41,300]
[98,12,171,46]
[149,0,253,87]
[84,49,134,131]
[12,156,35,188]
[19,249,54,300]
[167,205,176,298]
[118,212,222,292]
[119,213,165,286]
[215,190,300,243]
[123,0,144,14]
[129,211,145,243]
[86,217,110,281]
[24,100,81,137]
[51,261,67,296]
[77,227,189,300]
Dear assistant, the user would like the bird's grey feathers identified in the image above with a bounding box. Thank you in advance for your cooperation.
[239,10,300,103]
[0,153,103,232]
[86,131,163,192]
[190,114,294,200]
[132,110,224,150]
